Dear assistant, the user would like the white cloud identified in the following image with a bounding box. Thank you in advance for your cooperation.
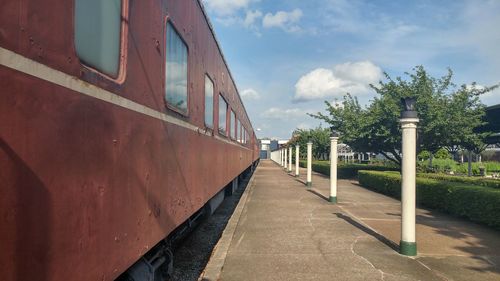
[474,85,500,106]
[241,88,261,100]
[244,10,263,27]
[202,0,254,16]
[296,122,312,130]
[262,9,303,33]
[261,107,309,120]
[294,61,383,102]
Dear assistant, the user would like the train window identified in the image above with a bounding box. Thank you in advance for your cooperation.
[230,110,236,140]
[165,22,188,113]
[75,0,122,77]
[219,95,227,135]
[205,75,214,127]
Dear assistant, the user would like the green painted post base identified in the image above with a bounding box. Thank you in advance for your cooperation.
[399,241,417,256]
[329,196,337,203]
[306,182,312,187]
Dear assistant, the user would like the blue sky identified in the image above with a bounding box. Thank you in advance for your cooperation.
[202,0,500,139]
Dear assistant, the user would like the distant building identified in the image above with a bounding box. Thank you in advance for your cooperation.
[259,139,271,159]
[259,139,289,159]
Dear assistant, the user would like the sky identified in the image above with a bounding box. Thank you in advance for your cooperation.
[201,0,500,140]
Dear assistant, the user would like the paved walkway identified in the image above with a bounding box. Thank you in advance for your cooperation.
[200,160,500,281]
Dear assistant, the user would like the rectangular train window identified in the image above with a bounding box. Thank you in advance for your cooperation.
[230,110,236,140]
[219,95,227,135]
[75,0,122,77]
[205,75,214,127]
[165,22,188,113]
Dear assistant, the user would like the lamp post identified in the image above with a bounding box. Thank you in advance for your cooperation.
[284,146,288,171]
[400,97,419,256]
[330,128,339,203]
[295,144,300,177]
[306,140,312,187]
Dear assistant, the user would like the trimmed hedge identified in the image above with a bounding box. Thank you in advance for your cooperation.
[299,160,399,179]
[417,173,500,189]
[358,171,500,230]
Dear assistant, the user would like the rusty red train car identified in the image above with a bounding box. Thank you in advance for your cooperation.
[0,0,259,280]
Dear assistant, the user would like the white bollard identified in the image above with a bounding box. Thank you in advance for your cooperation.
[295,145,300,177]
[306,142,312,187]
[284,147,288,170]
[288,146,293,172]
[400,105,419,256]
[330,136,339,203]
[281,149,284,167]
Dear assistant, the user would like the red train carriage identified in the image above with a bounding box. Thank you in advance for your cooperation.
[0,0,259,280]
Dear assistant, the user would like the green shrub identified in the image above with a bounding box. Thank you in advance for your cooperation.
[417,159,500,175]
[434,148,451,159]
[417,173,500,189]
[484,162,500,173]
[418,150,431,161]
[358,171,500,230]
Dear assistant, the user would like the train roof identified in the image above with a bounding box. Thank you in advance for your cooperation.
[196,0,255,136]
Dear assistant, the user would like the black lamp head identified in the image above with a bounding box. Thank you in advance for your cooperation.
[400,97,418,118]
[330,126,339,138]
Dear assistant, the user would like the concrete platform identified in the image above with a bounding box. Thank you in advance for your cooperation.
[200,160,500,281]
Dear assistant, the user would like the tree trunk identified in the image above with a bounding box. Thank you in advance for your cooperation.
[429,154,434,170]
[468,150,473,177]
[380,151,401,168]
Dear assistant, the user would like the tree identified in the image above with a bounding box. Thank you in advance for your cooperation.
[310,66,498,167]
[447,83,498,175]
[288,126,331,160]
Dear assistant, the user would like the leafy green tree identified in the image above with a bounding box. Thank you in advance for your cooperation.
[289,126,331,160]
[310,66,498,168]
[447,83,498,175]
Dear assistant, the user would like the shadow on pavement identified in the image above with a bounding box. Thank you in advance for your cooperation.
[415,214,500,275]
[334,212,399,252]
[352,180,500,275]
[307,189,329,202]
[294,178,307,186]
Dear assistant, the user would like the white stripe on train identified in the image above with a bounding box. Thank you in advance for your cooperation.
[0,47,250,150]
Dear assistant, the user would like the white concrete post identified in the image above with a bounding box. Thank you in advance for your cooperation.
[284,147,288,170]
[280,149,282,166]
[330,137,339,203]
[306,142,312,187]
[400,117,419,256]
[295,145,300,177]
[281,149,284,167]
[288,147,293,172]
